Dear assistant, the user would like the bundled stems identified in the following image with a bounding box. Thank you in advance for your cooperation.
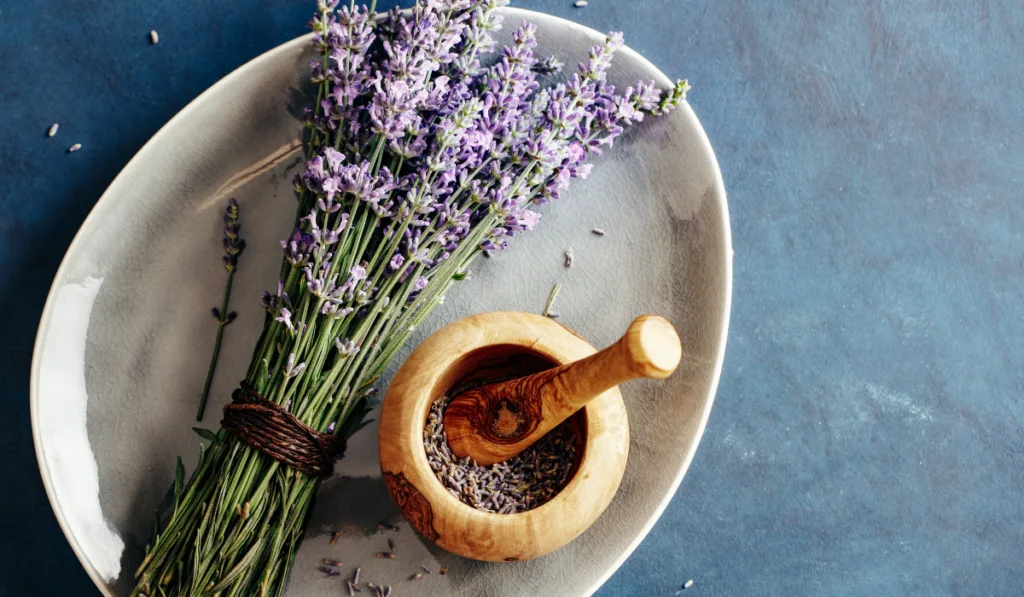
[134,1,688,595]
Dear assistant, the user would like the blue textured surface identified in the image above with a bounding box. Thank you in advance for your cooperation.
[2,1,1022,595]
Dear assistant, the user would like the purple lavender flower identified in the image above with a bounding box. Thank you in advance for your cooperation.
[283,353,306,379]
[222,198,246,272]
[334,337,359,355]
[275,307,295,333]
[282,229,316,266]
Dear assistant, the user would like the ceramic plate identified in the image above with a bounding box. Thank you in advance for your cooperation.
[31,8,731,596]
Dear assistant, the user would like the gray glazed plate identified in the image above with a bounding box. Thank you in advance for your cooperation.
[31,8,731,597]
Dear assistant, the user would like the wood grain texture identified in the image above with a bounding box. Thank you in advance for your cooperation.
[444,315,682,465]
[378,311,630,562]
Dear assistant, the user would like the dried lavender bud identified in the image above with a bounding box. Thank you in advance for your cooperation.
[322,558,343,567]
[423,397,578,512]
[683,579,694,589]
[591,228,606,236]
[67,143,82,153]
[347,580,356,596]
[376,551,396,559]
[149,30,159,44]
[47,123,59,137]
[420,564,432,574]
[410,573,423,580]
[574,0,589,6]
[353,567,361,584]
[330,531,340,546]
[564,247,574,268]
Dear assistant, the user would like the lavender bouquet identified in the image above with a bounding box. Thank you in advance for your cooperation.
[133,1,687,595]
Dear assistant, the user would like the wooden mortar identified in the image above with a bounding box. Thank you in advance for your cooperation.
[378,311,630,562]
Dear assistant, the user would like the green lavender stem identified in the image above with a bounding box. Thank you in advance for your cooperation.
[197,270,235,421]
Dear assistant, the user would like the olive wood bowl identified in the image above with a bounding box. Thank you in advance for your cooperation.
[378,311,629,562]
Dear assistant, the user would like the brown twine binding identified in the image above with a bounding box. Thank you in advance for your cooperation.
[221,382,339,478]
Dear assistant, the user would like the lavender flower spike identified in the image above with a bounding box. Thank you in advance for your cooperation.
[222,198,246,272]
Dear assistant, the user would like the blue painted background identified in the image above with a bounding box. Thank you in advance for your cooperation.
[2,1,1022,595]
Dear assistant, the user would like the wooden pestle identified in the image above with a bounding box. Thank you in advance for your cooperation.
[443,315,682,465]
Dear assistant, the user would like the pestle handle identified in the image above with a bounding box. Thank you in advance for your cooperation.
[557,314,683,408]
[444,315,682,465]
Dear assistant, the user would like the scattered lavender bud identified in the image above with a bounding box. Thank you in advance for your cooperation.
[353,567,361,584]
[591,227,606,236]
[347,580,356,596]
[149,30,159,44]
[317,566,340,577]
[564,247,574,268]
[420,564,432,574]
[545,311,561,319]
[330,531,340,546]
[684,579,694,589]
[67,143,82,153]
[322,558,343,567]
[376,552,396,559]
[410,573,423,580]
[47,123,59,137]
[387,538,396,554]
[574,0,589,6]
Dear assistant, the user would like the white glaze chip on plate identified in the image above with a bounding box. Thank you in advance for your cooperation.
[31,8,731,596]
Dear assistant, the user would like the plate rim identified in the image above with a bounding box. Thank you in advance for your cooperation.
[30,9,732,596]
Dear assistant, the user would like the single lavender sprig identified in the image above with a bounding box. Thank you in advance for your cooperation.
[196,198,245,421]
